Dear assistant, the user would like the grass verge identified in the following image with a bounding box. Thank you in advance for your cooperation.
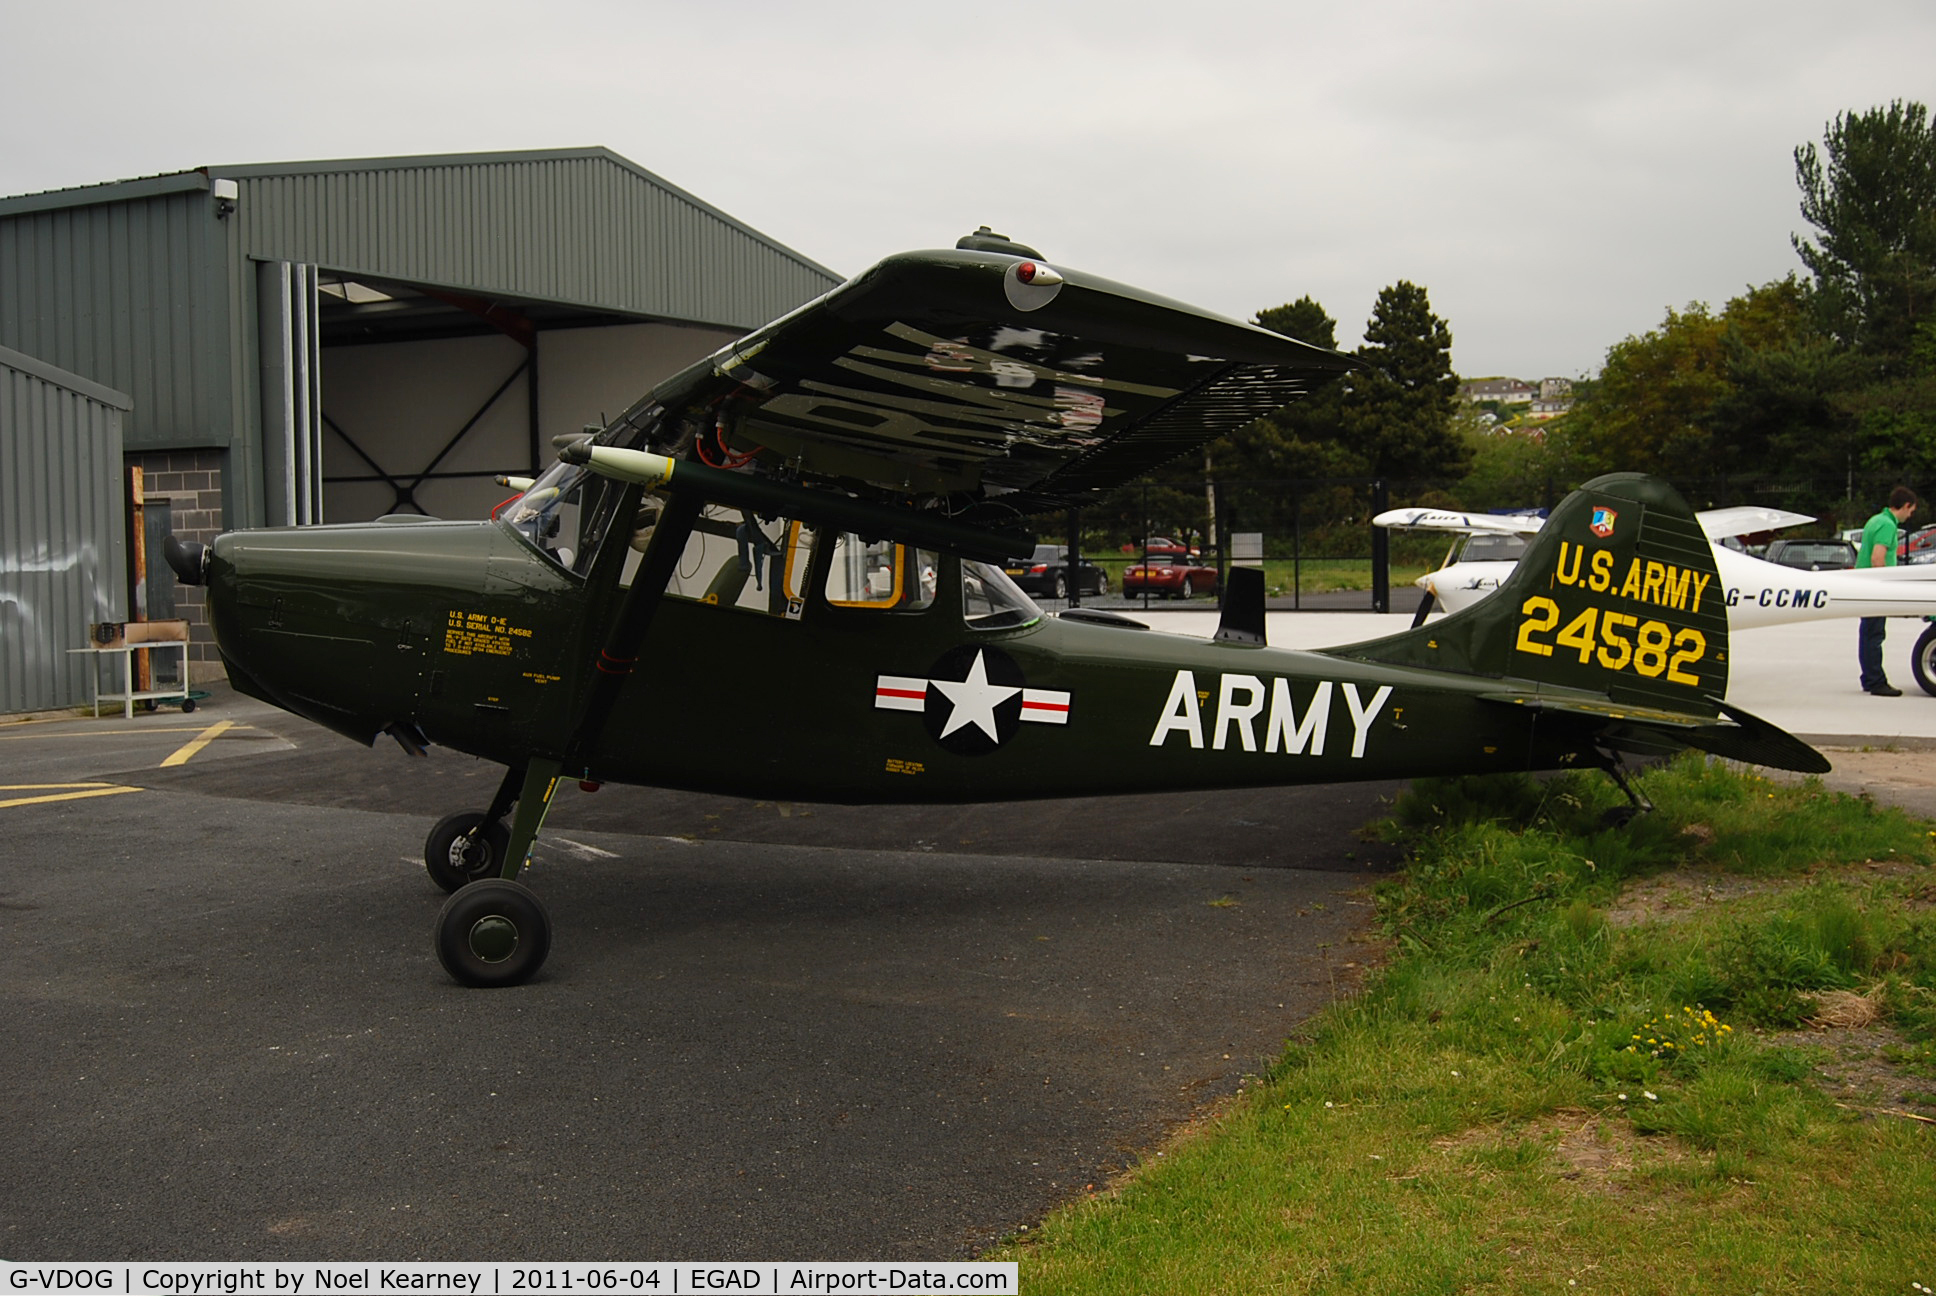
[996,755,1936,1292]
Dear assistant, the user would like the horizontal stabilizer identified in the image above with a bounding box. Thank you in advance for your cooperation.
[1478,690,1830,774]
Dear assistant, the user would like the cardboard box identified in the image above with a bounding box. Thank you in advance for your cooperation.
[89,619,189,650]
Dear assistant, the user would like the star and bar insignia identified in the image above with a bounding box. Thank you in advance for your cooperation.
[875,647,1070,754]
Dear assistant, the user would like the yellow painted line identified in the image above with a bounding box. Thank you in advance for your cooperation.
[160,719,236,767]
[0,725,256,740]
[0,784,144,810]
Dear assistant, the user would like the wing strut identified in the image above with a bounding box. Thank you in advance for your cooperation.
[485,488,706,883]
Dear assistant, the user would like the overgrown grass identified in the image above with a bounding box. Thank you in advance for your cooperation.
[996,755,1936,1292]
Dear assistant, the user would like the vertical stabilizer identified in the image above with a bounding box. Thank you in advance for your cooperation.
[1336,474,1728,714]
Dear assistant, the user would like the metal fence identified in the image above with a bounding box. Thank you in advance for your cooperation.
[1045,472,1924,613]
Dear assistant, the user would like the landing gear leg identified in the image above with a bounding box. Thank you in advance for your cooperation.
[422,766,524,893]
[1599,755,1655,828]
[433,758,562,987]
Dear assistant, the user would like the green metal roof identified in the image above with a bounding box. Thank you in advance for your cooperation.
[0,147,843,333]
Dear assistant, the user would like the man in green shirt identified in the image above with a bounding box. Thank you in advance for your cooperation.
[1857,485,1919,695]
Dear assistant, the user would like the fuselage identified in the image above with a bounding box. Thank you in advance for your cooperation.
[206,515,1591,804]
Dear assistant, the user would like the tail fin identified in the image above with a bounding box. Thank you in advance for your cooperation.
[1346,474,1725,705]
[1338,473,1828,773]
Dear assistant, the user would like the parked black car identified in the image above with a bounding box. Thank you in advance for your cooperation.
[1005,544,1109,598]
[1764,538,1856,571]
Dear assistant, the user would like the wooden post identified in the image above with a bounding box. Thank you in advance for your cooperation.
[127,466,149,694]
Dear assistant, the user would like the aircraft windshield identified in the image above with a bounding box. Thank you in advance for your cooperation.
[1457,532,1529,562]
[963,560,1042,630]
[502,460,592,570]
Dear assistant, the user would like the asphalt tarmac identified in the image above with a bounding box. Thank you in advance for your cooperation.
[1,678,1397,1262]
[8,608,1933,1262]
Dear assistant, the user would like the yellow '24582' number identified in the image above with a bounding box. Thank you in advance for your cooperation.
[1515,596,1705,685]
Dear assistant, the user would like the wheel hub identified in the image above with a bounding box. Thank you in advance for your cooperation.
[467,915,520,963]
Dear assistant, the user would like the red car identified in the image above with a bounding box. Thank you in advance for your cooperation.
[1123,556,1218,599]
[1137,536,1196,558]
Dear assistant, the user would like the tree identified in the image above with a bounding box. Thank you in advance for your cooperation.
[1342,281,1465,480]
[1255,297,1339,349]
[1553,279,1815,485]
[1845,319,1936,483]
[1794,100,1936,367]
[1210,296,1355,480]
[1453,412,1556,510]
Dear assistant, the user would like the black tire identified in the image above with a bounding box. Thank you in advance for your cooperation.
[435,879,552,987]
[182,697,197,713]
[1053,572,1068,599]
[424,812,511,893]
[1094,571,1109,596]
[1913,623,1936,698]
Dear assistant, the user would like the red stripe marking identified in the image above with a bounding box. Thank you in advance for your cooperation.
[877,688,927,700]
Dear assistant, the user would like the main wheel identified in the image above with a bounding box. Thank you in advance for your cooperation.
[435,879,552,987]
[1053,572,1068,598]
[424,812,511,893]
[1912,623,1936,697]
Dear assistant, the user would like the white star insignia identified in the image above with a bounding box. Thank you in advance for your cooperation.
[928,650,1021,741]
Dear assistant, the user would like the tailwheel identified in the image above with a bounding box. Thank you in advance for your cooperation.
[424,812,511,893]
[435,879,552,987]
[1913,623,1936,698]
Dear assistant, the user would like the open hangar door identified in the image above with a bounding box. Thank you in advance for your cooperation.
[306,270,741,523]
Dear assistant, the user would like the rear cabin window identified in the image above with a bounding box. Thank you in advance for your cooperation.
[823,535,938,611]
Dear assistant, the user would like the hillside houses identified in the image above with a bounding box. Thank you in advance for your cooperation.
[1461,375,1573,421]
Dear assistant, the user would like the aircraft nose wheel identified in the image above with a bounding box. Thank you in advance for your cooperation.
[435,879,552,987]
[424,812,512,892]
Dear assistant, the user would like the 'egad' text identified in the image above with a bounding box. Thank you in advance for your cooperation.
[1149,671,1393,759]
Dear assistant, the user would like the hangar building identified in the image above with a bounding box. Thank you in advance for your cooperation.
[0,148,842,702]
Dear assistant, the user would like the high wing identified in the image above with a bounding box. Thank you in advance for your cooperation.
[1371,507,1545,536]
[1373,505,1814,541]
[1697,506,1815,539]
[599,245,1359,527]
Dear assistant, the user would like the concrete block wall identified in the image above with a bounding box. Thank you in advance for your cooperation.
[131,449,226,680]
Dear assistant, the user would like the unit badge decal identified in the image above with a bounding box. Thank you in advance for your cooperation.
[1589,506,1618,538]
[875,646,1070,755]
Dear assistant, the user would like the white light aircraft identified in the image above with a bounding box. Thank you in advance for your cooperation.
[1377,505,1936,678]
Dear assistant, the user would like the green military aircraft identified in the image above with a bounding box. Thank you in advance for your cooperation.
[166,231,1830,987]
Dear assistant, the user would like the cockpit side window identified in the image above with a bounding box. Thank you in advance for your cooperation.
[649,504,814,619]
[822,535,938,612]
[962,560,1042,630]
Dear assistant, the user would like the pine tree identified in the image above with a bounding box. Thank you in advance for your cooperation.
[1344,281,1465,479]
[1793,99,1936,368]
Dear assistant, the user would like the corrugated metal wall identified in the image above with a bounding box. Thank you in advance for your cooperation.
[0,184,234,454]
[229,150,841,332]
[0,345,130,713]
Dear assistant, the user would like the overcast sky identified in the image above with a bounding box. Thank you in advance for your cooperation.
[4,0,1932,379]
